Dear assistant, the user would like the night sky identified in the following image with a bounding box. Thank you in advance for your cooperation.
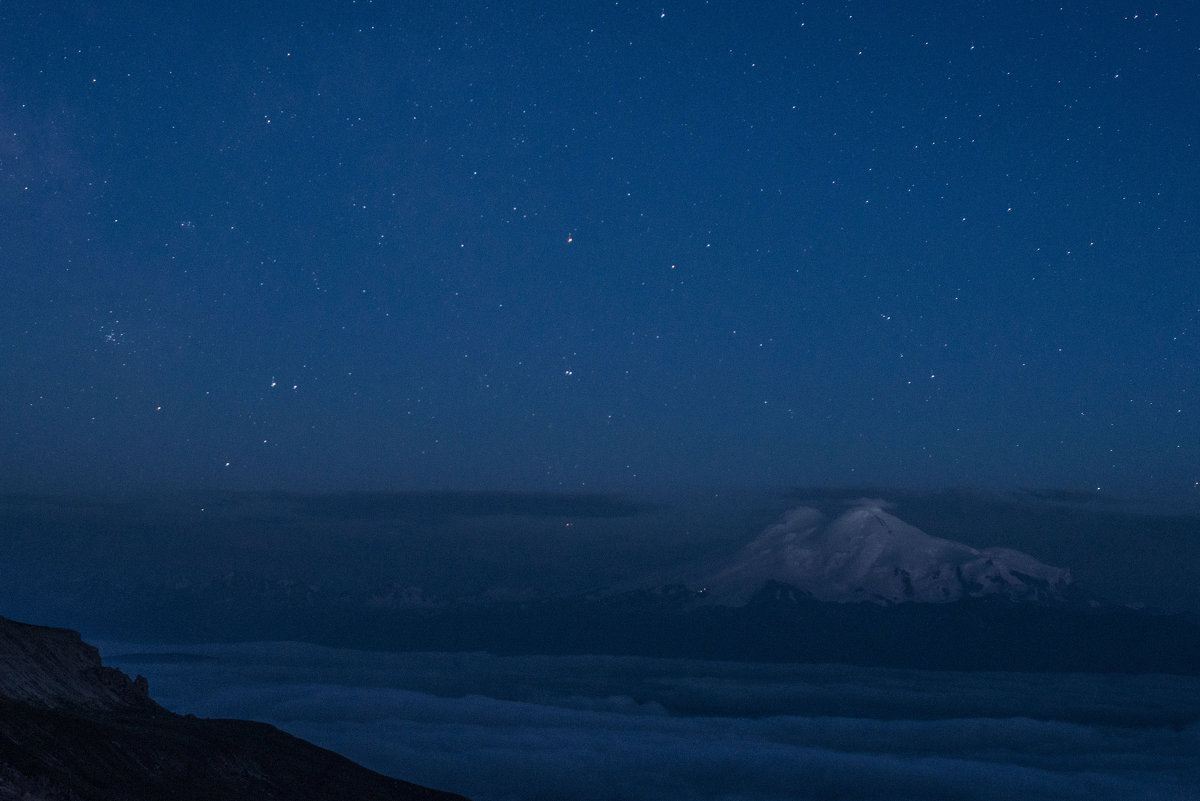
[3,1,1198,497]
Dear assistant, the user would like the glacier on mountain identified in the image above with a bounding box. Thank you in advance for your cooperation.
[698,499,1073,606]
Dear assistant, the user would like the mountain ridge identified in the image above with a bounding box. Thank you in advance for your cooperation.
[0,616,159,713]
[0,614,468,801]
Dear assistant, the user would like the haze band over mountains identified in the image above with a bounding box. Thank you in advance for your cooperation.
[4,491,1195,675]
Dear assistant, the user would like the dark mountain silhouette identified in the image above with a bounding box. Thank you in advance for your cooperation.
[18,568,1200,676]
[0,615,467,801]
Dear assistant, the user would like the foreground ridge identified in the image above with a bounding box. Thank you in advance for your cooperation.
[0,615,467,801]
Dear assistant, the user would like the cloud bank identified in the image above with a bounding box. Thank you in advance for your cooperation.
[100,644,1200,801]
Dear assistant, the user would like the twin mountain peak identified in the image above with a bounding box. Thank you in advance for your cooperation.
[690,499,1073,607]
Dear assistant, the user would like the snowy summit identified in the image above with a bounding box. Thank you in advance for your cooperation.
[699,499,1073,606]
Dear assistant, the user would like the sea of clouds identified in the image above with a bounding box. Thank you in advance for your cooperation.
[99,643,1200,801]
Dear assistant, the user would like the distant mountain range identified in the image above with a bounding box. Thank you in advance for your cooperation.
[0,615,467,801]
[11,500,1200,675]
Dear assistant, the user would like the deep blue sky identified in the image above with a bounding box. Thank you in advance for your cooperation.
[2,1,1198,497]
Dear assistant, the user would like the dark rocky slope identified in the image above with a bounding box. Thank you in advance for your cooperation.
[0,615,466,801]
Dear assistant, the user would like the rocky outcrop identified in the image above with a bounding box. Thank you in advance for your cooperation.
[0,616,158,712]
[0,615,468,801]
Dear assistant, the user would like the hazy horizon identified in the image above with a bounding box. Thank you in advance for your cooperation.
[3,485,1198,622]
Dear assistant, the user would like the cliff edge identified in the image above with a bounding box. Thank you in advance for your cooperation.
[0,614,467,801]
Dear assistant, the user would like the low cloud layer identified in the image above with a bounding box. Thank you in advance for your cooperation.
[101,643,1200,801]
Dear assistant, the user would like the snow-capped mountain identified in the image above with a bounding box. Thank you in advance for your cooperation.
[696,499,1073,606]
